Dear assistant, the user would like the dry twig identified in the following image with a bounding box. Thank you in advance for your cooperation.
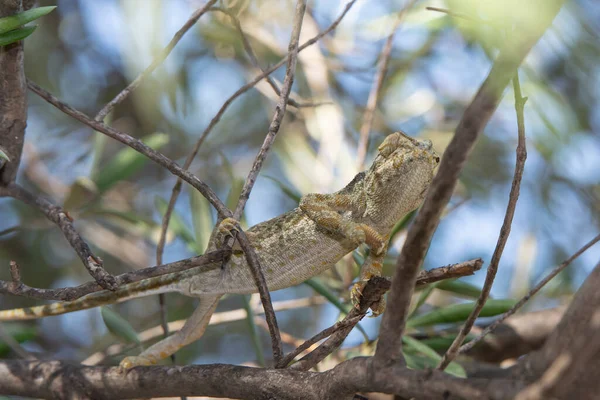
[374,2,563,364]
[437,74,528,370]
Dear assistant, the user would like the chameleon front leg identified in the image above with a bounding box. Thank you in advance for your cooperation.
[300,192,387,314]
[299,193,386,255]
[120,294,221,370]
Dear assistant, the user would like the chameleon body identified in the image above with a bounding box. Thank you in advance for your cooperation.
[0,132,439,368]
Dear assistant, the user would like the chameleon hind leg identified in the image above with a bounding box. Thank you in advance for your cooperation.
[119,295,221,370]
[299,193,387,315]
[350,246,387,316]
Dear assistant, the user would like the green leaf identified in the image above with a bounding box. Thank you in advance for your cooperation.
[263,175,302,203]
[0,6,56,34]
[242,295,265,366]
[406,299,516,328]
[190,189,214,253]
[403,335,466,378]
[436,279,483,298]
[305,278,369,341]
[0,25,36,46]
[101,307,140,345]
[418,334,476,352]
[388,210,416,243]
[409,282,438,317]
[93,132,169,193]
[225,177,244,211]
[156,197,200,253]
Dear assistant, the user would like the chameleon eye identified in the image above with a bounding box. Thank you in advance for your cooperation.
[434,156,440,163]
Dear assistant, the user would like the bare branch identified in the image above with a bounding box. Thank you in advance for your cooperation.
[154,0,359,287]
[356,0,416,167]
[512,261,600,399]
[0,357,510,400]
[224,0,307,365]
[375,1,565,364]
[0,250,227,302]
[94,0,218,121]
[437,74,529,370]
[0,183,117,290]
[27,80,231,219]
[460,233,600,355]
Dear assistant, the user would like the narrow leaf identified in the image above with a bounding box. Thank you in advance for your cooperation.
[101,307,140,345]
[0,25,36,46]
[242,295,265,366]
[305,278,369,341]
[190,189,214,252]
[436,279,483,298]
[406,299,516,328]
[156,197,200,253]
[93,133,169,193]
[403,336,466,378]
[0,6,56,34]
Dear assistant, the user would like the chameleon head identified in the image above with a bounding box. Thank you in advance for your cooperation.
[362,131,440,230]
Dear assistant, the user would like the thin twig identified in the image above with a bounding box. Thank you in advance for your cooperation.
[153,0,358,275]
[27,80,231,219]
[288,257,483,370]
[0,183,117,290]
[374,1,563,364]
[290,276,390,371]
[276,315,362,368]
[211,6,303,108]
[94,0,218,121]
[459,232,600,355]
[0,250,227,301]
[231,1,307,365]
[437,74,528,370]
[356,0,417,168]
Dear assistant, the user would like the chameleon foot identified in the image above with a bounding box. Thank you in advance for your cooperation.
[351,281,386,316]
[218,217,240,237]
[118,355,157,372]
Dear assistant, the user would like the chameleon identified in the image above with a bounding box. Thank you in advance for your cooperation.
[0,131,439,369]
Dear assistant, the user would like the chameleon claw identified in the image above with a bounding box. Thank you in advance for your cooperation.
[350,281,366,309]
[218,217,240,237]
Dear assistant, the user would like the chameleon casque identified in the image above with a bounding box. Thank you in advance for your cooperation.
[0,131,439,368]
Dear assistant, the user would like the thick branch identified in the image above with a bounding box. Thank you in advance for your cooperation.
[460,233,600,355]
[375,0,565,364]
[0,0,27,185]
[513,261,600,399]
[438,74,529,370]
[0,357,518,400]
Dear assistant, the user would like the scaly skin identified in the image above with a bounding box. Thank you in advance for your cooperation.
[0,131,439,368]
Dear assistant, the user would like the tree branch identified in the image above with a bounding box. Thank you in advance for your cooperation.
[94,0,218,121]
[459,233,600,355]
[437,73,528,370]
[375,0,565,364]
[0,357,516,400]
[0,183,116,290]
[27,80,231,219]
[0,0,27,185]
[0,250,227,301]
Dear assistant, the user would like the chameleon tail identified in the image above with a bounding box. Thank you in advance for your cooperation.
[0,280,176,320]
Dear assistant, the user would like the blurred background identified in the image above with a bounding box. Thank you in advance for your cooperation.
[0,0,599,370]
